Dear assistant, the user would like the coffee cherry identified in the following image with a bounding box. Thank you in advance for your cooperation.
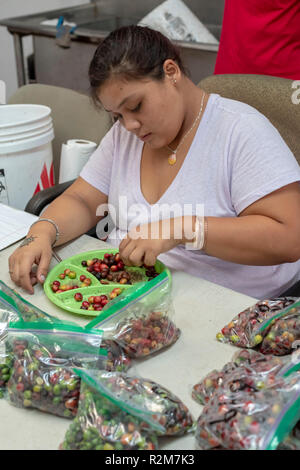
[74,293,83,302]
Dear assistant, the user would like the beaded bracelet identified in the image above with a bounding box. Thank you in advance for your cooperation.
[29,218,60,247]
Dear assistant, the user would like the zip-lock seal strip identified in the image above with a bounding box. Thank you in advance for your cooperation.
[261,383,300,450]
[251,299,300,342]
[87,271,169,329]
[73,368,164,433]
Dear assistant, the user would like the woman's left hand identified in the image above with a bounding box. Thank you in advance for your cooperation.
[119,218,188,266]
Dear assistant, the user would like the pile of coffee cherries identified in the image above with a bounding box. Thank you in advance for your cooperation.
[259,306,300,355]
[114,311,181,358]
[196,373,299,450]
[74,288,123,312]
[60,382,158,450]
[101,339,131,372]
[51,269,92,293]
[192,350,286,405]
[98,373,194,437]
[7,339,80,418]
[81,252,159,285]
[216,298,296,348]
[0,355,13,398]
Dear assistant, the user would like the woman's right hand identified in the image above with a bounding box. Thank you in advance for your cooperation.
[8,234,53,294]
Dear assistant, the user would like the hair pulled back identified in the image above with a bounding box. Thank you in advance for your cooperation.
[89,25,188,106]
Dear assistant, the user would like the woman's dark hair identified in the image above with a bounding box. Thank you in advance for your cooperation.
[89,25,189,106]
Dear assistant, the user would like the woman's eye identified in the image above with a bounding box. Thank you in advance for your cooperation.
[130,102,141,113]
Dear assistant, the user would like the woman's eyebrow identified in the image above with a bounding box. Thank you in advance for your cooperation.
[104,93,138,112]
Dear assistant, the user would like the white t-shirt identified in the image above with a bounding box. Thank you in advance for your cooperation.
[80,93,300,298]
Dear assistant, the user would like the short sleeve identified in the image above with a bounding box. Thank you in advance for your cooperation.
[230,113,300,215]
[80,123,116,195]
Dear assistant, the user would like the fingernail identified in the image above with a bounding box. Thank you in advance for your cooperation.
[39,274,45,282]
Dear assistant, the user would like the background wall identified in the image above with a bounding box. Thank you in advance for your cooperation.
[0,0,89,101]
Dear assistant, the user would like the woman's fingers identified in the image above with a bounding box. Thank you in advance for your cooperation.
[36,249,52,284]
[127,246,146,266]
[120,240,147,267]
[18,256,37,294]
[119,240,135,266]
[143,250,157,267]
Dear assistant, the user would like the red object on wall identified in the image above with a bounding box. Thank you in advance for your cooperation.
[33,162,54,195]
[215,0,300,79]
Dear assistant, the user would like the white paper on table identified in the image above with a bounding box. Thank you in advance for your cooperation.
[138,0,219,44]
[58,139,97,184]
[0,203,38,251]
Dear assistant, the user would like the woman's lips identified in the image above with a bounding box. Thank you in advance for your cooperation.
[140,132,152,141]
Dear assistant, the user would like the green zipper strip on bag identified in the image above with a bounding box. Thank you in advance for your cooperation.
[0,281,53,319]
[279,359,300,378]
[0,289,20,313]
[74,368,164,433]
[251,300,300,338]
[86,271,169,329]
[263,386,300,450]
[8,321,107,358]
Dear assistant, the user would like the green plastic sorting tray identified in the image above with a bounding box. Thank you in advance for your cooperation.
[44,248,171,317]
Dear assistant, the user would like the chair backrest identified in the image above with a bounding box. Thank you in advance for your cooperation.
[198,74,300,165]
[8,84,112,182]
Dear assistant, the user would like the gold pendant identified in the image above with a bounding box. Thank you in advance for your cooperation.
[168,153,177,165]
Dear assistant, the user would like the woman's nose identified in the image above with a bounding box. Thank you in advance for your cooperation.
[123,116,141,132]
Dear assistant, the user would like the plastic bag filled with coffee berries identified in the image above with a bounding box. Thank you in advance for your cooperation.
[5,321,107,418]
[192,350,288,405]
[216,297,299,349]
[60,368,160,450]
[101,338,131,372]
[196,372,300,450]
[73,369,194,437]
[0,281,60,397]
[87,272,180,358]
[259,304,300,356]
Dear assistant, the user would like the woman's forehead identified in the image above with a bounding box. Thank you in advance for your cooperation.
[98,76,158,109]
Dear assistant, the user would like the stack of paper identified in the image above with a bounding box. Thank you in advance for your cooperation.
[0,203,38,251]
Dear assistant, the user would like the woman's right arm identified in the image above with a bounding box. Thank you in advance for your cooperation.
[8,176,108,294]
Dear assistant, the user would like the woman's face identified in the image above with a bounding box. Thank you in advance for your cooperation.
[97,74,185,149]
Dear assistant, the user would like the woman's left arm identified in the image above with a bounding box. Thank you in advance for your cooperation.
[202,182,300,266]
[119,182,300,267]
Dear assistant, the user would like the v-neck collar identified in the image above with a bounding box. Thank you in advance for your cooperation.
[136,94,214,207]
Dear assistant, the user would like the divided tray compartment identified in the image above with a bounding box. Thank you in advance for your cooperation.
[44,248,171,317]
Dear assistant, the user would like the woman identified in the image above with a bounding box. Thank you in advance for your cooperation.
[8,26,300,298]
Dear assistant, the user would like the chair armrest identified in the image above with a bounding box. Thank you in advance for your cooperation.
[25,180,75,215]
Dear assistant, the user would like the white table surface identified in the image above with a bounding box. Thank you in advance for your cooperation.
[0,235,256,450]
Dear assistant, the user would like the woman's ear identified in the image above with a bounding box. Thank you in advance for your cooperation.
[163,59,181,84]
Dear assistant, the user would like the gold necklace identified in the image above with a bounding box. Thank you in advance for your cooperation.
[167,91,205,166]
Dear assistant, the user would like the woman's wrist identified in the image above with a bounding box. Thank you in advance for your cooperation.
[26,222,57,247]
[177,215,207,251]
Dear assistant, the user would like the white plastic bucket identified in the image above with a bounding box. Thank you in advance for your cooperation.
[0,104,55,210]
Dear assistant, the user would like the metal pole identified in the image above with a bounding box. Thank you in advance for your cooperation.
[12,33,26,87]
